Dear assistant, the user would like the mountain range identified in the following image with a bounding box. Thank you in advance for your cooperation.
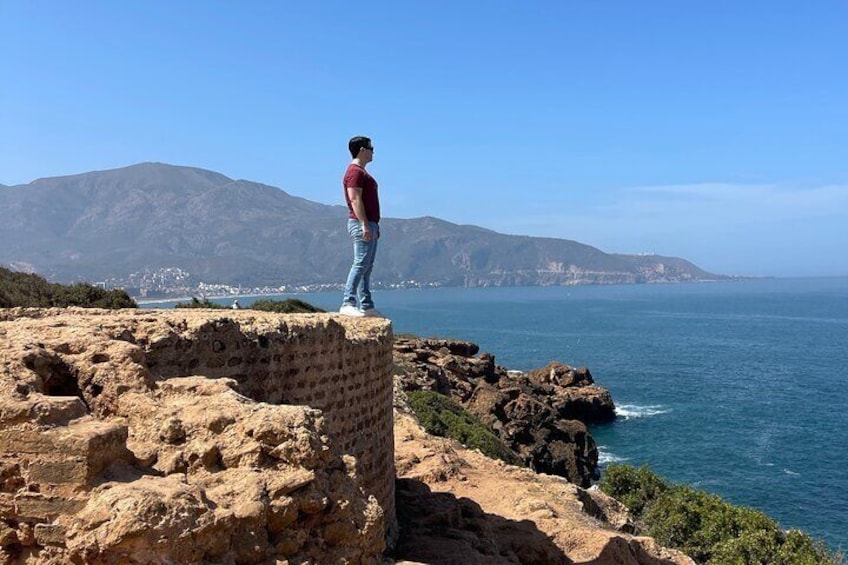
[0,163,724,290]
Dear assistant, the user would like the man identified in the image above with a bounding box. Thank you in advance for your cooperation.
[339,135,383,317]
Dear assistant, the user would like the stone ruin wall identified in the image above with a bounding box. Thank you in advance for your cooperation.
[142,312,397,523]
[0,308,396,564]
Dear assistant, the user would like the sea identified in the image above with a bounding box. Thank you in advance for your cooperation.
[143,277,848,550]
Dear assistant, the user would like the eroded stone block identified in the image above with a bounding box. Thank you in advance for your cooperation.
[25,457,89,486]
[43,418,131,478]
[13,493,86,521]
[0,429,54,454]
[34,523,66,547]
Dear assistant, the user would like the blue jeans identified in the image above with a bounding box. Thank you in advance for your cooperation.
[343,219,379,310]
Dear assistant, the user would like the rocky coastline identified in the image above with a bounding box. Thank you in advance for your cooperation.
[392,335,616,488]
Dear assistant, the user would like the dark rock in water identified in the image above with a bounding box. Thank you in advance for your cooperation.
[393,336,615,488]
[552,387,617,424]
[527,362,594,388]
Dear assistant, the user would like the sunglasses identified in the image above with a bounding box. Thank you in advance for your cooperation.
[363,145,374,151]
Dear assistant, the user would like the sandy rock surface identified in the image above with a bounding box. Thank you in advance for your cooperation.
[391,396,693,565]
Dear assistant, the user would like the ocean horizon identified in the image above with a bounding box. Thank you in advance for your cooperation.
[144,276,848,550]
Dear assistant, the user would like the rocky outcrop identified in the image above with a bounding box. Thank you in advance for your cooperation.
[0,308,395,564]
[393,337,616,487]
[527,362,617,424]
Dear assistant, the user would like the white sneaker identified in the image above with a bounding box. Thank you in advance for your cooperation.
[339,304,364,317]
[360,308,384,318]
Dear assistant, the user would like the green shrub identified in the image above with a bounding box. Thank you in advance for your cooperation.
[644,486,781,563]
[250,298,324,313]
[598,464,670,517]
[707,523,835,565]
[53,283,137,308]
[174,297,226,309]
[709,527,784,565]
[777,531,843,565]
[599,464,841,565]
[0,267,136,308]
[173,297,324,312]
[406,390,521,465]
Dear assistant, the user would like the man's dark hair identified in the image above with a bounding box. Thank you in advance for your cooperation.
[348,136,372,158]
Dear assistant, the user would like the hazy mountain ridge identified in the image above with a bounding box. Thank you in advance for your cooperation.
[0,163,724,289]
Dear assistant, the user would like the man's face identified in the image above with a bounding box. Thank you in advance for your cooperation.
[359,143,374,164]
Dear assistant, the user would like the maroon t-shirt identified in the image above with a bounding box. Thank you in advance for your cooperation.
[343,164,380,223]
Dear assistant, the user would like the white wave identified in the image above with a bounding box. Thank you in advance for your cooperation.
[598,448,628,465]
[615,404,671,420]
[783,469,801,477]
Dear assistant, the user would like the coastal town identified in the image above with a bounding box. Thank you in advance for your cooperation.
[98,266,442,299]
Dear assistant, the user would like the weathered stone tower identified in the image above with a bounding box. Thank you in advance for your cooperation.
[0,308,395,563]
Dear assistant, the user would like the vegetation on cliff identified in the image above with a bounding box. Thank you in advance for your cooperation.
[174,297,226,308]
[174,296,226,310]
[406,390,522,465]
[0,267,136,308]
[174,297,324,313]
[600,464,843,564]
[251,298,325,313]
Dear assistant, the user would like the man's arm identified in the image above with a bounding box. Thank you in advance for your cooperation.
[346,186,374,241]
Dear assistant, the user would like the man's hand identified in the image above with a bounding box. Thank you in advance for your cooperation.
[362,222,374,241]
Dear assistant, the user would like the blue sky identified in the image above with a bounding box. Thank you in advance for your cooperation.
[2,1,846,277]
